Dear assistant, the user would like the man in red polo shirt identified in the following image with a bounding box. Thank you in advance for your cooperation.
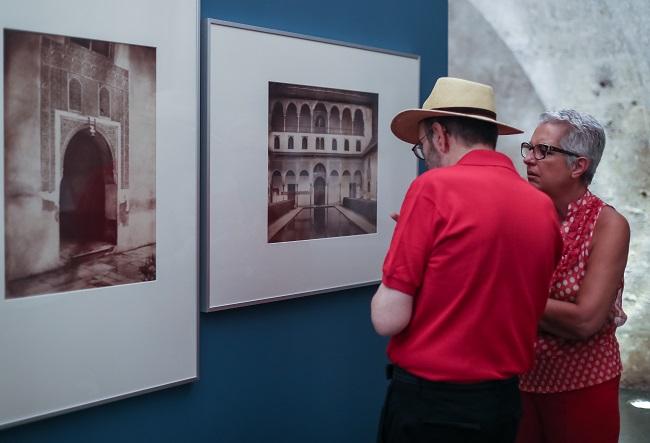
[372,77,562,443]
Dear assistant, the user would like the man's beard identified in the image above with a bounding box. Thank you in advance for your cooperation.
[425,147,443,170]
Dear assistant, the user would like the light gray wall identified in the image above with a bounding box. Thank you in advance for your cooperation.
[449,0,650,389]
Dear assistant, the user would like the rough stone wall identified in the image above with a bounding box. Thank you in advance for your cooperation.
[116,43,156,251]
[449,0,650,389]
[3,31,60,280]
[40,35,129,191]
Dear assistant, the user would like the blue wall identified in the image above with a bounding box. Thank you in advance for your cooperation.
[0,1,446,441]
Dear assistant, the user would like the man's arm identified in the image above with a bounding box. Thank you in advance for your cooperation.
[539,207,630,340]
[370,283,413,336]
[373,178,437,336]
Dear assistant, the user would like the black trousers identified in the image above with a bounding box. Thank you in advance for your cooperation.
[377,366,521,443]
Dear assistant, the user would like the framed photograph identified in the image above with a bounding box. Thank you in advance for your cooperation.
[203,19,419,311]
[4,28,157,298]
[0,0,199,428]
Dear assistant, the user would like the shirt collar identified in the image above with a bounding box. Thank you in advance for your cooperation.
[456,149,517,172]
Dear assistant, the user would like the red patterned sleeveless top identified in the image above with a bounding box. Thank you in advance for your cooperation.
[519,190,625,393]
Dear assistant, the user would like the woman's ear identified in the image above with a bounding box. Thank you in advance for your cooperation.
[571,157,591,180]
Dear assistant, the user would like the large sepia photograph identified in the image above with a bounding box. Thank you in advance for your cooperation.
[267,81,378,243]
[3,29,156,298]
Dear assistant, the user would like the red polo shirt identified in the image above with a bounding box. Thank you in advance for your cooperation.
[383,150,561,382]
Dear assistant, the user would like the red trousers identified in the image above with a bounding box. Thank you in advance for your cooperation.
[516,376,620,443]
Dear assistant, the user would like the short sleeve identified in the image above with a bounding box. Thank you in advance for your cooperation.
[381,176,443,296]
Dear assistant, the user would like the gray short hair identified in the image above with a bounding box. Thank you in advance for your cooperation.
[539,109,606,184]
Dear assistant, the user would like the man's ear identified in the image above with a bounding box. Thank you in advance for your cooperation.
[571,157,591,180]
[431,122,449,154]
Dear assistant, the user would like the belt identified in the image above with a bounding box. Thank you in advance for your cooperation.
[387,364,518,391]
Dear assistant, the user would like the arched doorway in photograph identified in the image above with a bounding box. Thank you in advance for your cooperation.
[329,106,341,134]
[328,170,340,204]
[285,170,296,206]
[270,170,283,202]
[298,170,310,206]
[313,103,327,134]
[313,163,327,206]
[341,170,351,199]
[271,102,284,132]
[286,103,298,132]
[342,108,352,135]
[59,128,116,256]
[299,104,311,133]
[314,177,326,206]
[353,109,365,136]
[352,170,363,198]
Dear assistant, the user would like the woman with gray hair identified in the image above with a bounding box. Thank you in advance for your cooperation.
[517,109,630,443]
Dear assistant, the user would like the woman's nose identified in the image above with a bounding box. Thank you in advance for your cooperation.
[523,151,536,165]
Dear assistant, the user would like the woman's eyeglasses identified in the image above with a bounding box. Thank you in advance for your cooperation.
[520,142,580,160]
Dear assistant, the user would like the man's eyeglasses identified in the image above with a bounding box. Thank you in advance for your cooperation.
[520,142,581,160]
[412,131,432,160]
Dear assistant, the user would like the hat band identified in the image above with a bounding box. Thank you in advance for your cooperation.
[433,107,497,120]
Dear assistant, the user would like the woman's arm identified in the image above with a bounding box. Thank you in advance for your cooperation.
[539,206,630,340]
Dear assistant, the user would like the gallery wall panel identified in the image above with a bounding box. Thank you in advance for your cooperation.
[0,0,199,428]
[203,20,419,310]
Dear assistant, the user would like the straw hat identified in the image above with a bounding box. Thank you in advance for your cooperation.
[391,77,523,144]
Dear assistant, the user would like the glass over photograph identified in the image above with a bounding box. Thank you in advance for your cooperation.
[267,82,378,243]
[3,29,156,298]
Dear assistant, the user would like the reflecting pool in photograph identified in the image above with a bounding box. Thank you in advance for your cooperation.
[270,206,364,243]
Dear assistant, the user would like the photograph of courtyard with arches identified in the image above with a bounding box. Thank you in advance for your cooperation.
[267,82,378,243]
[3,29,156,298]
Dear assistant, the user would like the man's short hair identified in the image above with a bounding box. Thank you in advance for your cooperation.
[423,116,498,148]
[538,109,605,185]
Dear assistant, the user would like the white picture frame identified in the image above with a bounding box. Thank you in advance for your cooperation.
[203,19,420,311]
[0,0,199,429]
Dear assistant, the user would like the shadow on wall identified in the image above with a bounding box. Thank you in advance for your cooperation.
[448,0,544,177]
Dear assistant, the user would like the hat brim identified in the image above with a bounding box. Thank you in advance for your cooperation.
[391,109,523,144]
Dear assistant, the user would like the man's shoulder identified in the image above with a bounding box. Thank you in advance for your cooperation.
[414,163,521,189]
[518,182,556,207]
[407,168,461,198]
[412,166,555,211]
[410,168,443,188]
[503,180,558,217]
[415,164,466,184]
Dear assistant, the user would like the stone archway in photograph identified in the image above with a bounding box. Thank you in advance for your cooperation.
[352,170,363,198]
[285,170,296,205]
[298,170,310,206]
[341,170,351,199]
[313,163,327,205]
[328,170,340,204]
[270,171,283,202]
[314,177,326,206]
[59,128,117,257]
